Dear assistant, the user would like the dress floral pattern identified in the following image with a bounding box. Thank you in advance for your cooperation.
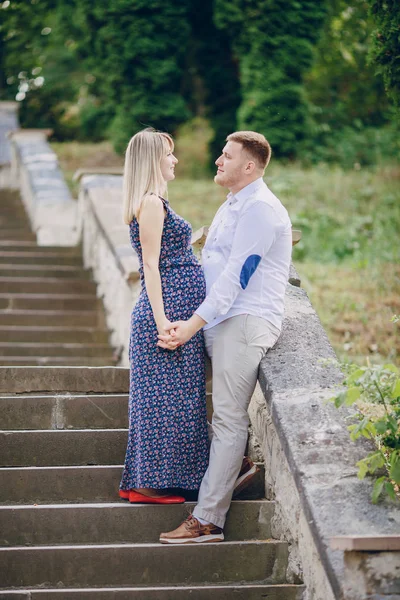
[120,197,209,490]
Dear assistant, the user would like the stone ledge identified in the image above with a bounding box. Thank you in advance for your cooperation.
[331,536,400,552]
[7,129,78,245]
[253,284,400,599]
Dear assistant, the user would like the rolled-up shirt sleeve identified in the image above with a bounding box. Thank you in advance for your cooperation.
[195,201,277,324]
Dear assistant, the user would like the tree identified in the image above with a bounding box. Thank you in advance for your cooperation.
[369,0,400,111]
[214,0,328,157]
[56,0,192,151]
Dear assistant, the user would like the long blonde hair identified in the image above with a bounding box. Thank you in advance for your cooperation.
[123,128,174,224]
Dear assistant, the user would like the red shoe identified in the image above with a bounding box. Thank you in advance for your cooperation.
[128,490,186,504]
[119,489,131,501]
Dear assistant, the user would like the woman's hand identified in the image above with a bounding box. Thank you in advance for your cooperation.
[157,320,179,350]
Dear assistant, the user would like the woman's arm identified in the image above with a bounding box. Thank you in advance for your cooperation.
[138,195,171,335]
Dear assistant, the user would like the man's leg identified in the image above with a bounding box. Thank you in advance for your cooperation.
[159,315,279,543]
[192,315,279,529]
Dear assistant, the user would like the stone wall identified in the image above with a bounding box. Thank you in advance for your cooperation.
[78,174,140,366]
[251,285,400,599]
[0,101,19,189]
[7,129,79,245]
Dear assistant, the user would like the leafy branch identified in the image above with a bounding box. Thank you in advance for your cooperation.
[331,359,400,503]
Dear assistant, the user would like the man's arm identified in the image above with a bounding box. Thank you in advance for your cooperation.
[195,201,277,323]
[158,201,277,349]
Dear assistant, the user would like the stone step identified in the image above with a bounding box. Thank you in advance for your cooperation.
[0,500,273,546]
[0,252,82,266]
[0,342,113,357]
[0,429,127,466]
[0,356,115,367]
[0,366,129,394]
[0,465,265,504]
[0,242,81,255]
[0,229,36,241]
[0,540,288,588]
[0,326,109,344]
[0,293,99,311]
[0,584,305,600]
[0,265,90,279]
[0,277,96,294]
[0,394,128,430]
[0,310,100,327]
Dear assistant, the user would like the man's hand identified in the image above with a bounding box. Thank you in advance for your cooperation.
[157,314,206,351]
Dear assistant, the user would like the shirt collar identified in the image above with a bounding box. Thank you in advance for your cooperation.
[227,177,264,205]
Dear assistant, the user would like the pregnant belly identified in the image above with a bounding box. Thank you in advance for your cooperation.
[135,265,206,323]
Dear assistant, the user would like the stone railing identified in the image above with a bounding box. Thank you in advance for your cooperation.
[251,285,400,599]
[7,129,79,245]
[78,173,140,366]
[0,101,19,188]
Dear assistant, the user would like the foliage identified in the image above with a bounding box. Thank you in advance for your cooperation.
[306,0,391,131]
[214,0,328,157]
[185,0,241,165]
[332,357,400,502]
[0,0,85,137]
[54,0,192,151]
[369,0,400,111]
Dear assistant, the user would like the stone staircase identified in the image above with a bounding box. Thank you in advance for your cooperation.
[0,366,305,599]
[0,189,115,366]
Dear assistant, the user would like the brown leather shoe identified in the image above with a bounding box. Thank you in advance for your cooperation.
[232,456,260,498]
[159,515,224,544]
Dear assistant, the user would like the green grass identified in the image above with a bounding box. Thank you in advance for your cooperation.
[51,121,400,366]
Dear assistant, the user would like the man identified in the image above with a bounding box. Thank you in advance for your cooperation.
[158,131,292,543]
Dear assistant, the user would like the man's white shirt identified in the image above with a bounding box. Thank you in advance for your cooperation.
[195,177,292,331]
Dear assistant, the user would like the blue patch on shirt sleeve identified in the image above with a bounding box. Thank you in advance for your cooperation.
[240,254,261,290]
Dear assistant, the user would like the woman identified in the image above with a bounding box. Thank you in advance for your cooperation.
[119,128,209,504]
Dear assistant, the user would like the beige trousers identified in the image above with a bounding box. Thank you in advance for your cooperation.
[193,314,280,528]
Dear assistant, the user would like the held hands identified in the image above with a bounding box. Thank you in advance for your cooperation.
[157,320,194,351]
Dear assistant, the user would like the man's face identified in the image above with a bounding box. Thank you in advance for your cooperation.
[214,141,248,190]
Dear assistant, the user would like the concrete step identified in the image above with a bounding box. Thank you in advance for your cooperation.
[0,429,127,466]
[0,242,81,255]
[0,356,115,367]
[0,326,109,344]
[0,293,99,311]
[0,252,82,266]
[0,465,265,504]
[0,540,288,588]
[0,394,128,430]
[0,366,129,394]
[0,277,96,294]
[0,500,273,546]
[0,229,36,241]
[0,310,100,327]
[0,265,90,279]
[0,584,305,599]
[0,342,113,357]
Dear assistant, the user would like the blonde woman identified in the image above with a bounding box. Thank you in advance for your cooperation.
[119,128,209,504]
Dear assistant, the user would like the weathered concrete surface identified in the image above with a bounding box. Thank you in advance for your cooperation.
[0,429,128,466]
[0,585,305,600]
[0,500,273,545]
[250,283,400,600]
[0,102,19,189]
[0,540,288,587]
[8,130,78,245]
[79,176,139,366]
[0,366,129,394]
[0,394,128,430]
[341,551,400,599]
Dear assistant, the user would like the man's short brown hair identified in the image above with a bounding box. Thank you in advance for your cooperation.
[226,131,271,170]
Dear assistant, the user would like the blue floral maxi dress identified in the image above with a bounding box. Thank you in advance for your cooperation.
[119,197,209,491]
